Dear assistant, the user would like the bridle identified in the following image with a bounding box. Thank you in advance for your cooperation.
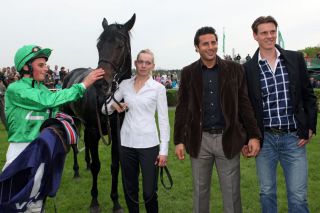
[101,31,132,107]
[95,31,131,146]
[98,31,131,89]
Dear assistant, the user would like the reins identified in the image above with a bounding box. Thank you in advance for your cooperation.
[160,166,173,190]
[96,98,111,146]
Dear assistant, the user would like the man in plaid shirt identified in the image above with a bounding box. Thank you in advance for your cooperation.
[243,16,317,213]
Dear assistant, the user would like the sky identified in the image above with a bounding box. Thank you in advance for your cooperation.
[1,0,319,70]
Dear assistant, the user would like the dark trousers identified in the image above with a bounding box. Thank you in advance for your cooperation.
[120,145,159,213]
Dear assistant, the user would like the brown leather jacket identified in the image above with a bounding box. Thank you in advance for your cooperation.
[174,56,261,159]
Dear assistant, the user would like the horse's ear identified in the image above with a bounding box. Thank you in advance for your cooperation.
[102,18,108,30]
[124,13,136,31]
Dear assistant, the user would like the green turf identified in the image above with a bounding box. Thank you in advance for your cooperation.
[0,110,319,212]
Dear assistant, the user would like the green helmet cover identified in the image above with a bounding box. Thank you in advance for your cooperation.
[14,45,52,73]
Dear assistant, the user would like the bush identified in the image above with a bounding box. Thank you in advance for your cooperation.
[314,88,320,112]
[166,89,178,106]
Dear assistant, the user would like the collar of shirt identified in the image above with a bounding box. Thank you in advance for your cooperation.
[200,59,218,70]
[130,75,153,86]
[258,48,281,73]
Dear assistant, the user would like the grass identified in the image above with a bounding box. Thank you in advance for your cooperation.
[0,110,320,212]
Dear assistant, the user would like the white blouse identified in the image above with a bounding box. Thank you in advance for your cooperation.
[104,76,170,156]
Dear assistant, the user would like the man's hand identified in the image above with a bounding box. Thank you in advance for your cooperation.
[241,145,249,158]
[242,138,260,158]
[297,129,313,147]
[175,144,185,160]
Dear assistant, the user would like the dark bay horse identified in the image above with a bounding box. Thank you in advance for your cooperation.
[62,14,135,213]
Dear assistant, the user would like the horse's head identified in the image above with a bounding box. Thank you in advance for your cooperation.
[97,14,135,88]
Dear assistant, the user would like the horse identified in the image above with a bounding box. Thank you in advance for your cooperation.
[61,14,135,213]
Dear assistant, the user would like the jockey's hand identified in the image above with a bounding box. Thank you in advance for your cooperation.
[82,68,105,88]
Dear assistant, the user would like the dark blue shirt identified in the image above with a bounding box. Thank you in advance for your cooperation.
[202,63,225,130]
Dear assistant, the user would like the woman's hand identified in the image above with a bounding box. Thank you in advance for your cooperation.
[111,102,128,113]
[156,155,167,167]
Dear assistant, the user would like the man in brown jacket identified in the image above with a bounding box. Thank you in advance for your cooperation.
[174,26,261,213]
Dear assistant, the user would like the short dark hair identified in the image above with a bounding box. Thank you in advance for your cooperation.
[251,16,278,34]
[194,26,218,46]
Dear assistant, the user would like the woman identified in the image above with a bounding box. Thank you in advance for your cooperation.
[103,49,170,213]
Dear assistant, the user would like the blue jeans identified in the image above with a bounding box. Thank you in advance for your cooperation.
[256,131,309,213]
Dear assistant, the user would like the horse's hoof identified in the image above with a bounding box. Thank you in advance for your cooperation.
[90,199,100,213]
[89,206,100,213]
[113,208,124,213]
[112,202,124,213]
[73,173,80,179]
[90,204,100,213]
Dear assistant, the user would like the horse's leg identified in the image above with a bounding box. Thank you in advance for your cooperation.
[71,144,80,178]
[85,127,101,213]
[110,141,125,213]
[110,113,123,212]
[85,140,91,170]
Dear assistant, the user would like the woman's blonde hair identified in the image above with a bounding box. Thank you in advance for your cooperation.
[136,49,155,64]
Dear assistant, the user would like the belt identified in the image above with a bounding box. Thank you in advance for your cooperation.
[265,127,297,134]
[203,128,223,134]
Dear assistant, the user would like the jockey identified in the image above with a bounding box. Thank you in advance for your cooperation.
[2,44,105,212]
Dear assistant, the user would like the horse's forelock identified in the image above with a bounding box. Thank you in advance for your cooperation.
[97,23,131,45]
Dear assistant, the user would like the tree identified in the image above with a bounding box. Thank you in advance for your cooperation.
[299,46,320,58]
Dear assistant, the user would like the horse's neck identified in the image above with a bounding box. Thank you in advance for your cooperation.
[116,56,132,84]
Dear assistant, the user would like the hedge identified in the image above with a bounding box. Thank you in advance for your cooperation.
[166,89,178,106]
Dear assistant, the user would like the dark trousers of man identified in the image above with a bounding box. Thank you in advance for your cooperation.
[120,145,159,213]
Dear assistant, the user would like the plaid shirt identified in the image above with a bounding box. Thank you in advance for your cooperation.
[258,52,297,130]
